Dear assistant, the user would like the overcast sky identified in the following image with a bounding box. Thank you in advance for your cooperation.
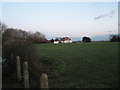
[1,2,118,40]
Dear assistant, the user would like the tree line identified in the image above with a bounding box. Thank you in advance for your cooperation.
[0,22,120,43]
[1,23,48,43]
[109,34,120,42]
[82,35,120,42]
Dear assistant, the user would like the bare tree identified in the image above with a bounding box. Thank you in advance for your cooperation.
[34,31,45,39]
[0,21,7,33]
[0,22,7,43]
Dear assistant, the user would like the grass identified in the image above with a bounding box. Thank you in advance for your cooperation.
[35,42,119,88]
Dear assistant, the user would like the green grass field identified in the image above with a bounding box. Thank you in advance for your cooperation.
[35,42,119,88]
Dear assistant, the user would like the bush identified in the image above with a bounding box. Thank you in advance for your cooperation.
[2,41,43,87]
[109,35,120,42]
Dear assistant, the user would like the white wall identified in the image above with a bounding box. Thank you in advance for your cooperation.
[54,41,59,44]
[63,40,72,43]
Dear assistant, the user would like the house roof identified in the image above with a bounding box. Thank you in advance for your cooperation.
[62,37,71,41]
[53,37,72,41]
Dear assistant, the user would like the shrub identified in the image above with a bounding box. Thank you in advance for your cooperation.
[109,34,120,42]
[2,41,43,87]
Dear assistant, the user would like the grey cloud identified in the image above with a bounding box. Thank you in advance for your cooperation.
[94,10,115,20]
[94,14,108,20]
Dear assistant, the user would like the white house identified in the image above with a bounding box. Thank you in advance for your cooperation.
[53,37,72,44]
[61,37,72,43]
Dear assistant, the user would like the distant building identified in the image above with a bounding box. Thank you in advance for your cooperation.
[54,41,59,44]
[82,36,91,42]
[53,37,72,44]
[61,37,72,43]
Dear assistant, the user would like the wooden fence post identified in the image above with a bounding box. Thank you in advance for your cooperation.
[16,56,22,81]
[23,62,30,88]
[40,73,49,89]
